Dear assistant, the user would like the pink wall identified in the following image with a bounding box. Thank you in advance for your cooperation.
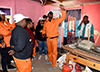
[15,0,45,27]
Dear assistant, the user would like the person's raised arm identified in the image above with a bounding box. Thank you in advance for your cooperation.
[77,20,84,30]
[56,4,66,24]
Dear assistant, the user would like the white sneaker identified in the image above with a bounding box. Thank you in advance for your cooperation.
[31,67,34,69]
[33,56,36,59]
[11,60,15,63]
[38,55,42,60]
[45,55,48,60]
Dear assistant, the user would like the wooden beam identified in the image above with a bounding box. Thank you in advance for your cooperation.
[31,0,40,2]
[57,0,71,3]
[66,53,100,71]
[63,45,100,61]
[43,1,56,5]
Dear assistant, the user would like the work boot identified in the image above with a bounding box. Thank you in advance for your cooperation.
[48,66,56,70]
[46,61,52,64]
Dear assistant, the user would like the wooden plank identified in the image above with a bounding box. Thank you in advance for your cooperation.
[63,45,100,61]
[66,53,100,71]
[66,53,70,63]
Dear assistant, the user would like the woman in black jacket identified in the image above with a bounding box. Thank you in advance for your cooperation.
[35,17,48,60]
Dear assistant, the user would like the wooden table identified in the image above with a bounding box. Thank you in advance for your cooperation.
[63,45,100,71]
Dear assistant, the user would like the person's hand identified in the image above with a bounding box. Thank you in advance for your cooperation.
[11,45,14,48]
[37,40,39,43]
[43,34,47,38]
[0,34,3,39]
[80,20,84,25]
[1,41,6,48]
[59,4,65,10]
[8,50,15,55]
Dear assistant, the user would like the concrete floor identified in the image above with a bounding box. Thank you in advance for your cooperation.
[0,52,62,72]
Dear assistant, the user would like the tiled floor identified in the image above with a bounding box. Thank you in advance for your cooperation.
[0,52,62,72]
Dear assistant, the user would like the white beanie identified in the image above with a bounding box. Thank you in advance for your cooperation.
[39,17,44,20]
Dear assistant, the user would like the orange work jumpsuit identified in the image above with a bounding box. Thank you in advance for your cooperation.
[0,21,16,47]
[13,57,32,72]
[42,10,66,67]
[32,27,37,57]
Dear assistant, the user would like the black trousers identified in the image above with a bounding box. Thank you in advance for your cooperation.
[0,47,11,71]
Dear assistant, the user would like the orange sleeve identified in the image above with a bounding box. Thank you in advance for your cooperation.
[56,10,66,24]
[33,27,36,33]
[34,27,36,30]
[12,22,16,27]
[0,26,11,36]
[4,21,16,31]
[11,22,16,30]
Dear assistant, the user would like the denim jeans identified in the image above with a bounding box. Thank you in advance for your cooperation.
[39,41,47,55]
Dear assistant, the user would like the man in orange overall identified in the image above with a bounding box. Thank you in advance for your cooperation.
[0,10,16,72]
[42,4,66,70]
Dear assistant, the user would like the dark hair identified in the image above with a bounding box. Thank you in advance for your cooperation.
[0,16,2,21]
[26,18,32,25]
[43,15,47,18]
[83,15,88,19]
[30,26,35,32]
[48,11,53,15]
[37,20,43,30]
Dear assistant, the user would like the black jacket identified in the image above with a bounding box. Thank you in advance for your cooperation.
[35,26,46,41]
[10,25,33,59]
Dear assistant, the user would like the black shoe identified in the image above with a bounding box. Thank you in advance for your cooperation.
[8,65,16,69]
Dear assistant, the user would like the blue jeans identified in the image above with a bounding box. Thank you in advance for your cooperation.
[39,41,47,55]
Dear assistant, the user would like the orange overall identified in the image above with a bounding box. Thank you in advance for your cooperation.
[0,21,16,47]
[32,40,37,57]
[13,57,32,72]
[32,27,37,57]
[42,10,66,67]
